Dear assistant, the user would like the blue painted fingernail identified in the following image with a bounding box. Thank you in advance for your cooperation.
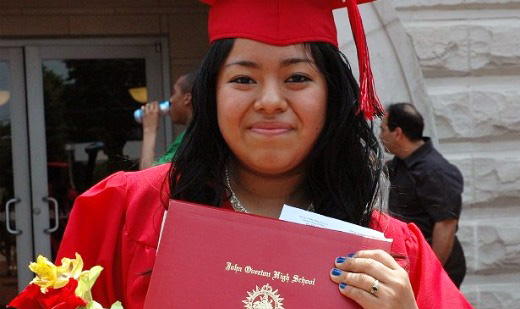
[339,282,347,289]
[331,268,342,276]
[336,256,346,263]
[347,253,356,258]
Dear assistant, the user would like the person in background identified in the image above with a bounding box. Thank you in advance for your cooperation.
[379,102,466,288]
[139,71,196,169]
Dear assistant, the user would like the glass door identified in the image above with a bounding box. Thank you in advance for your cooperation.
[1,39,170,301]
[25,40,170,261]
[0,48,33,305]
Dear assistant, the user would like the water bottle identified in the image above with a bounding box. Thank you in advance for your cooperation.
[134,101,170,123]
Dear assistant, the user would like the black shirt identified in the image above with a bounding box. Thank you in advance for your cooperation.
[387,138,466,287]
[387,138,463,240]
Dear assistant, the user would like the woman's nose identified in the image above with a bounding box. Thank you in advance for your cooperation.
[253,82,288,114]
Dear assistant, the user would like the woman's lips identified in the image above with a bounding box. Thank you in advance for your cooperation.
[249,122,293,136]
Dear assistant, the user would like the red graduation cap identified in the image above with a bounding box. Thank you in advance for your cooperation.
[200,0,384,120]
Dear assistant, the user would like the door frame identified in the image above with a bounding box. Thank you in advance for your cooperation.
[1,37,171,290]
[0,47,34,291]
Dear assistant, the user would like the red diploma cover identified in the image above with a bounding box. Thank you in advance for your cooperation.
[144,200,392,308]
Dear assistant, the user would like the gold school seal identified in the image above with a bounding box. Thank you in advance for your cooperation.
[243,283,285,309]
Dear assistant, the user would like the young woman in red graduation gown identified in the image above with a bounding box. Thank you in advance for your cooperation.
[57,0,474,308]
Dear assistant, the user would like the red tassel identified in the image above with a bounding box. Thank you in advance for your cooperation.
[345,0,384,120]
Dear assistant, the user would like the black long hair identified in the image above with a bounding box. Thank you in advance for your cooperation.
[168,39,383,227]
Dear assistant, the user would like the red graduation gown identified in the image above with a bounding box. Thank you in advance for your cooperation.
[57,164,473,309]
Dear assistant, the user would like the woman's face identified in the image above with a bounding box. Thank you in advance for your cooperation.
[216,39,327,175]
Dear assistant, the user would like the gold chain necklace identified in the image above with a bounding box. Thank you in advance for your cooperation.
[224,165,315,213]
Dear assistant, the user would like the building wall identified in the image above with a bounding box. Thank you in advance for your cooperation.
[0,0,209,81]
[393,1,520,308]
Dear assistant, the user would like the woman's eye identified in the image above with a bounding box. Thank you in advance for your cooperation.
[230,76,256,84]
[286,74,311,83]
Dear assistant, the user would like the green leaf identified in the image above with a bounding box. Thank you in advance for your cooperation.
[75,266,103,301]
[110,301,124,309]
[85,301,104,309]
[76,274,93,302]
[87,266,103,289]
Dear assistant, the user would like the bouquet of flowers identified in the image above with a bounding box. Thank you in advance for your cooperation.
[7,253,123,309]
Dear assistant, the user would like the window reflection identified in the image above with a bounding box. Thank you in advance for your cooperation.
[42,59,147,257]
[43,59,146,188]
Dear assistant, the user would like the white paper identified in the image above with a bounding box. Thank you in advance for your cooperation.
[279,205,391,242]
[157,210,168,253]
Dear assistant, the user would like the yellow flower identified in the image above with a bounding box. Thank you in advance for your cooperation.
[29,253,87,292]
[29,255,58,293]
[57,253,84,280]
[27,253,115,308]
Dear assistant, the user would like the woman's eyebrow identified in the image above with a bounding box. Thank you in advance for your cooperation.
[224,58,314,68]
[224,60,258,68]
[280,58,314,67]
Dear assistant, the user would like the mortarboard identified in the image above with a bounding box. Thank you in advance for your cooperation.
[200,0,384,120]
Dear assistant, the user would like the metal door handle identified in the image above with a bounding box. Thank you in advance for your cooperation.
[43,196,59,234]
[5,198,22,235]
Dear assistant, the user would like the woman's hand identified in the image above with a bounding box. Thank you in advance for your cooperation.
[329,250,418,309]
